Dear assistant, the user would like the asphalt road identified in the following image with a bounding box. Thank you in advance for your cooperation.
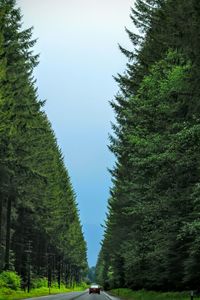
[24,290,118,300]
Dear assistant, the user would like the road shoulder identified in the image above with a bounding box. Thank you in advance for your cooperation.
[102,291,121,300]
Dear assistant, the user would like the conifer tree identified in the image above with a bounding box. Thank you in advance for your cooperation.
[97,0,200,291]
[0,0,88,285]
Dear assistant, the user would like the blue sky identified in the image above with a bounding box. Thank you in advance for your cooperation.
[18,0,134,267]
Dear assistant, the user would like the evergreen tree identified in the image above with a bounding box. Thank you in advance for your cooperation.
[97,0,200,291]
[0,0,88,287]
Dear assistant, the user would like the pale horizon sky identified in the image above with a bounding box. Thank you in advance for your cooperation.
[18,0,135,266]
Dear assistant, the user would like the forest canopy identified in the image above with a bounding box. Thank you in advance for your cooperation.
[0,0,88,288]
[96,0,200,291]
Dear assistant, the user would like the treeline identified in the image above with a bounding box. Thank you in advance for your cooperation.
[96,0,200,292]
[0,0,87,288]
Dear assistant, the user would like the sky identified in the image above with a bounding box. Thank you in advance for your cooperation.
[18,0,134,267]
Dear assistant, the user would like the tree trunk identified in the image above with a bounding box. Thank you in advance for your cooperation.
[0,194,3,246]
[4,195,12,270]
[58,257,61,289]
[0,194,4,270]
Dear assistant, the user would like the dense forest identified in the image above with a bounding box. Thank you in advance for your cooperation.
[0,0,87,289]
[96,0,200,292]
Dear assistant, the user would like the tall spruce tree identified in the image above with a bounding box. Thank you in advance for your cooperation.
[97,0,200,291]
[0,0,88,286]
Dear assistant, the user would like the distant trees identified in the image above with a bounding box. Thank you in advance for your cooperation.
[0,0,87,288]
[88,266,96,283]
[96,0,200,291]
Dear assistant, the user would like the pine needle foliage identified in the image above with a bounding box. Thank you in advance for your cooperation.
[96,0,200,291]
[0,0,88,287]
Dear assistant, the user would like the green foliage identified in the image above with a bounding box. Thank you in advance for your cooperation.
[97,0,200,292]
[0,0,87,288]
[110,289,189,300]
[0,271,21,290]
[87,266,96,283]
[0,283,87,300]
[31,277,48,289]
[103,50,194,290]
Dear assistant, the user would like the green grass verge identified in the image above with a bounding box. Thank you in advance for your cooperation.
[0,284,87,300]
[110,288,190,300]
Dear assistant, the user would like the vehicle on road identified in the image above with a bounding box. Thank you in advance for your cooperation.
[89,284,101,294]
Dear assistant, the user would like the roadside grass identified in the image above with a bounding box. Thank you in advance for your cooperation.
[110,288,190,300]
[0,283,87,300]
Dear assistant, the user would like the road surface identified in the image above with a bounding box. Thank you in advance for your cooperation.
[24,290,119,300]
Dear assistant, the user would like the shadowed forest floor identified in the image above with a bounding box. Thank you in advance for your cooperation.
[110,288,189,300]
